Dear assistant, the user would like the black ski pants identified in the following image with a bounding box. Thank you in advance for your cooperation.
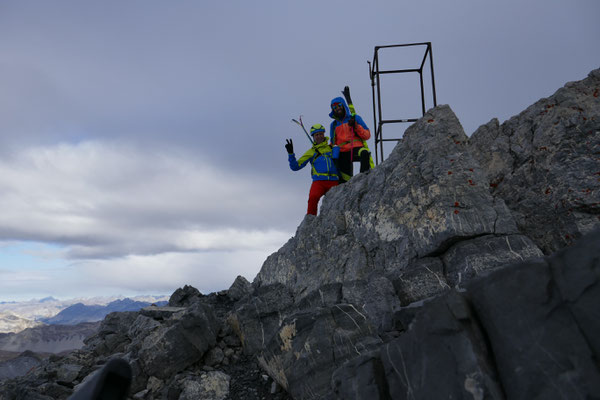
[336,147,371,183]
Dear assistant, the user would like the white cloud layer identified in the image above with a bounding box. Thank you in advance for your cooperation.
[78,249,275,295]
[0,140,297,257]
[0,247,280,300]
[0,141,298,298]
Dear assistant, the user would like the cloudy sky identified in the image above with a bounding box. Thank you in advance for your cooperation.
[1,1,598,301]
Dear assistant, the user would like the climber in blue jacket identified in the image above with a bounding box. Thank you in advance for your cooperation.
[285,124,339,215]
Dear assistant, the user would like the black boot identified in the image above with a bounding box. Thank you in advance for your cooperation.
[359,150,371,173]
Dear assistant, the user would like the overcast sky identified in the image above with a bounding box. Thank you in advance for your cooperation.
[1,0,598,301]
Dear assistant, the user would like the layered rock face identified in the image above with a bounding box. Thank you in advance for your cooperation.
[256,104,542,304]
[468,68,600,254]
[331,231,600,399]
[1,69,598,400]
[232,69,600,399]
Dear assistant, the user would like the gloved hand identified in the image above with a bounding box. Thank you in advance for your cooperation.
[342,86,353,105]
[348,115,356,128]
[285,139,294,154]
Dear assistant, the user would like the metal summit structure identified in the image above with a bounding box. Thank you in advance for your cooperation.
[369,42,438,164]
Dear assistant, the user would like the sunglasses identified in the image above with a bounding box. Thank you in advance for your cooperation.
[332,103,343,110]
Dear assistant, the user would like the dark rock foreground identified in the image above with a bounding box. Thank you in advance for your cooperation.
[0,69,598,399]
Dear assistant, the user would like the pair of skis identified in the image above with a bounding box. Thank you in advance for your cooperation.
[291,115,313,145]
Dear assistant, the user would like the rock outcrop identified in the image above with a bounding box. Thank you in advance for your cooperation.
[331,230,600,399]
[255,104,542,300]
[0,351,43,381]
[0,69,598,400]
[468,68,600,254]
[0,291,291,399]
[230,68,599,399]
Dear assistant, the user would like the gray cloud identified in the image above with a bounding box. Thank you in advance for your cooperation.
[0,141,298,258]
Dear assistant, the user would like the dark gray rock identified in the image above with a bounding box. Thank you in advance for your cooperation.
[204,346,224,367]
[256,304,382,399]
[468,230,600,400]
[332,292,503,400]
[227,275,253,301]
[222,334,241,348]
[380,292,503,400]
[330,230,600,400]
[56,363,83,383]
[83,312,137,356]
[0,386,55,400]
[294,283,344,311]
[0,351,42,380]
[341,276,401,332]
[178,371,230,400]
[389,257,449,306]
[169,285,203,307]
[138,302,218,379]
[139,305,186,320]
[127,314,162,339]
[331,351,390,400]
[125,357,148,395]
[468,68,600,254]
[442,233,542,288]
[229,283,294,355]
[548,229,600,357]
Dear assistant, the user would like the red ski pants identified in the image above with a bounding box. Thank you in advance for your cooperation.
[307,180,339,215]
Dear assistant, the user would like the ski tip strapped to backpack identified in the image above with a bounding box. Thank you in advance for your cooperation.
[342,86,356,116]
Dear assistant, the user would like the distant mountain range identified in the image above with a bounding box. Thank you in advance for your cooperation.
[39,298,168,325]
[38,297,58,303]
[0,295,169,334]
[0,298,168,361]
[0,296,168,382]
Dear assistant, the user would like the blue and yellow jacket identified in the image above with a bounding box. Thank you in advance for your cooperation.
[289,139,339,181]
[329,97,371,152]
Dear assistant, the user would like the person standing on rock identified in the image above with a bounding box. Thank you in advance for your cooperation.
[285,124,339,215]
[329,87,373,183]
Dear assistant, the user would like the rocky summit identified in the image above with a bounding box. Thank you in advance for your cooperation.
[0,69,598,400]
